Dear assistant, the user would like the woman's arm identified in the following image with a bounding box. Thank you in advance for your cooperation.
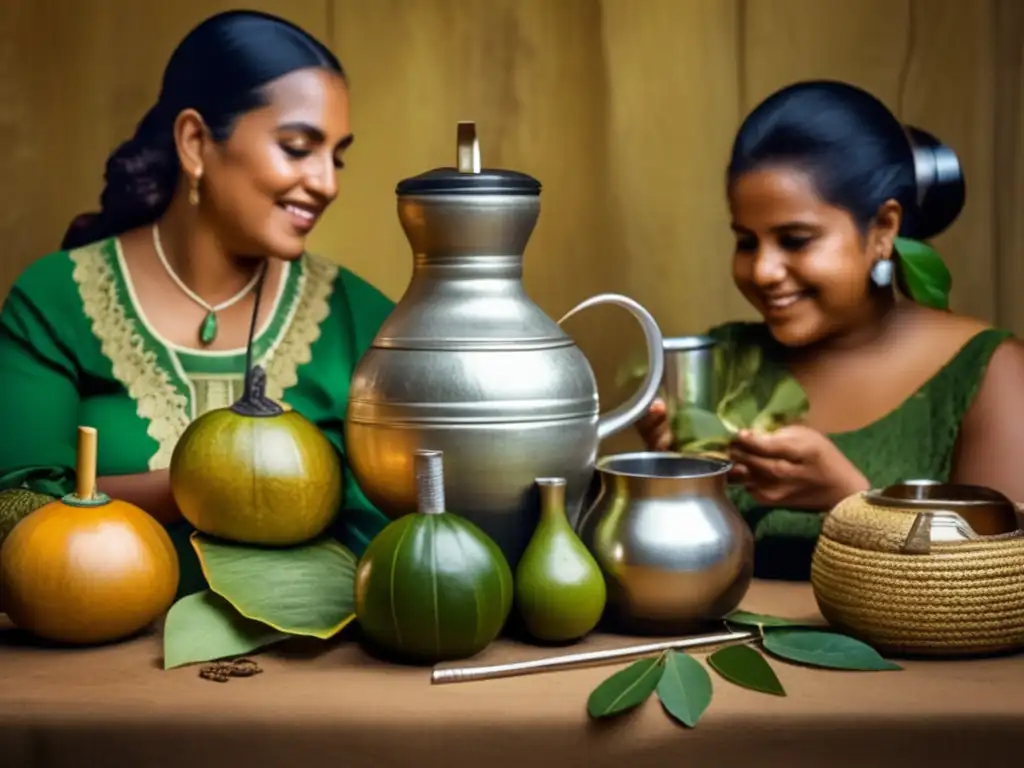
[97,470,180,525]
[950,338,1024,502]
[0,261,178,527]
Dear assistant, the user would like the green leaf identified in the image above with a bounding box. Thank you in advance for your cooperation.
[671,405,732,451]
[162,590,289,670]
[717,382,760,433]
[724,610,821,629]
[587,656,665,718]
[749,377,809,433]
[721,344,763,397]
[656,651,713,727]
[707,645,786,696]
[894,237,952,310]
[762,629,903,671]
[192,533,357,639]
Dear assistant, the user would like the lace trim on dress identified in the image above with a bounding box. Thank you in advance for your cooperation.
[263,254,338,401]
[70,241,191,471]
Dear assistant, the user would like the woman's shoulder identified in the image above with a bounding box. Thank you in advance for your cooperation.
[2,242,107,319]
[300,253,395,344]
[302,253,395,315]
[913,307,1013,365]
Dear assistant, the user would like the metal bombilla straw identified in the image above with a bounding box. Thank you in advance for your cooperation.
[415,449,446,515]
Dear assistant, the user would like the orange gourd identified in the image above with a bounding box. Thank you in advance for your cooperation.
[0,427,179,645]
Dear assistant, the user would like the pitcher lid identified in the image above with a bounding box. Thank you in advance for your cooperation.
[396,121,542,197]
[396,167,541,197]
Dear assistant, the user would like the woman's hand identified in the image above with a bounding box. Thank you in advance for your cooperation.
[728,425,869,510]
[635,398,674,452]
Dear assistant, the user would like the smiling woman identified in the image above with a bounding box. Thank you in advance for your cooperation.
[637,79,1024,580]
[0,10,395,597]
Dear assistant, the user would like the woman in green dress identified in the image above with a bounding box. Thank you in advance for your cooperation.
[0,10,393,596]
[637,80,1024,580]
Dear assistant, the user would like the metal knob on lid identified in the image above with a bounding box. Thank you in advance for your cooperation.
[394,121,541,197]
[457,121,481,174]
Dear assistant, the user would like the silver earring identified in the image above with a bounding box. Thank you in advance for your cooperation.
[870,259,894,287]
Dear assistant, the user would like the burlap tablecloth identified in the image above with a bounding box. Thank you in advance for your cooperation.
[1,580,1021,768]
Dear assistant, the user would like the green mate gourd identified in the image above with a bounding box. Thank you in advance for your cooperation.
[354,449,513,664]
[514,478,607,643]
[168,270,342,547]
[0,489,54,548]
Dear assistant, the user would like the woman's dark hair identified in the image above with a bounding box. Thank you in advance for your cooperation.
[61,10,345,250]
[727,79,965,241]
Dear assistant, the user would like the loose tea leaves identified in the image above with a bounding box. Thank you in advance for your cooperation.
[656,651,713,728]
[198,658,264,683]
[586,656,665,718]
[762,629,903,672]
[707,645,786,696]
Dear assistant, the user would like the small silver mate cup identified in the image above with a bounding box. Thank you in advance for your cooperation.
[663,335,719,421]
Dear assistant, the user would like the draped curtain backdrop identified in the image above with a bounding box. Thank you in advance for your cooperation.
[2,0,1021,453]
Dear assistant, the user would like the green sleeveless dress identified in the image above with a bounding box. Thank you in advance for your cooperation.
[709,321,1013,581]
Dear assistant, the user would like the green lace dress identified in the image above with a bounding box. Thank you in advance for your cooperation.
[0,237,395,597]
[710,321,1013,581]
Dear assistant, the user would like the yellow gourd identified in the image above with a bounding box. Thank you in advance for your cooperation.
[168,268,342,547]
[0,427,180,644]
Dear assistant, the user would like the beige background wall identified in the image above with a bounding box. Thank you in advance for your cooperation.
[2,0,1021,452]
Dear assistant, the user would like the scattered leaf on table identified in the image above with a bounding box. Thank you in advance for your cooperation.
[725,610,821,629]
[708,645,786,696]
[162,590,288,670]
[192,533,357,639]
[587,657,665,718]
[762,630,903,671]
[894,237,952,310]
[656,651,713,727]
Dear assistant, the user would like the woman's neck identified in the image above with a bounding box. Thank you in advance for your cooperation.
[154,195,263,304]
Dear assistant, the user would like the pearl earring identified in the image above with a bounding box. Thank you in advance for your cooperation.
[189,175,201,206]
[870,258,894,287]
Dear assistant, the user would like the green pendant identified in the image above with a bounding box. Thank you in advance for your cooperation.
[199,311,218,345]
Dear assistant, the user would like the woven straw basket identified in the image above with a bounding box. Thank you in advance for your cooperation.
[810,488,1024,657]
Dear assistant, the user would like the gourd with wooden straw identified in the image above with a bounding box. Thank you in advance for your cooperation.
[0,425,180,644]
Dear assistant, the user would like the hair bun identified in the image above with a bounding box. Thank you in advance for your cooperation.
[904,125,965,240]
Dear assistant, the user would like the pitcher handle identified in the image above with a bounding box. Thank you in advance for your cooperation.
[558,293,665,442]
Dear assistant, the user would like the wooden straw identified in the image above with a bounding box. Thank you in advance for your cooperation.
[75,426,98,500]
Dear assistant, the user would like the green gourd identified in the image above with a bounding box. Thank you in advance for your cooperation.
[515,477,607,642]
[353,449,513,664]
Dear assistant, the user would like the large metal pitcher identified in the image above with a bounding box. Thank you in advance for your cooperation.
[345,122,664,569]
